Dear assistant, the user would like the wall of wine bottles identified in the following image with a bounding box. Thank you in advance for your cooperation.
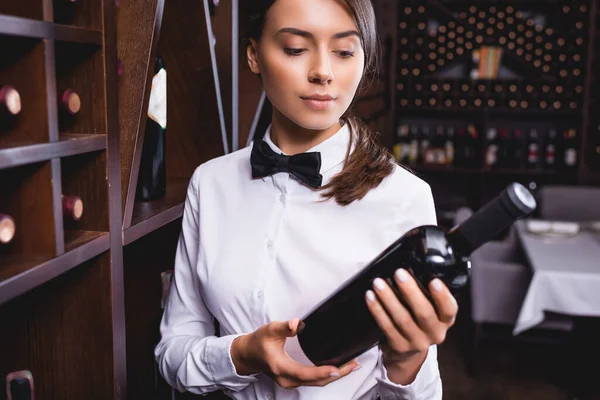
[393,0,598,176]
[390,0,600,219]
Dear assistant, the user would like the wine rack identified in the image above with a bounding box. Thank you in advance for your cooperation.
[0,0,123,397]
[392,0,600,215]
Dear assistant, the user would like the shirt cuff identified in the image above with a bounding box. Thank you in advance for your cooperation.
[375,345,442,400]
[203,334,259,391]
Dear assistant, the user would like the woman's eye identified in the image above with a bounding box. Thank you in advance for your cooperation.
[284,48,305,56]
[336,51,355,58]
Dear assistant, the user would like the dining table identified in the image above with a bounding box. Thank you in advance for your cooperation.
[513,219,600,397]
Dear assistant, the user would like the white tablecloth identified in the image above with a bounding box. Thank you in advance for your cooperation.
[513,220,600,335]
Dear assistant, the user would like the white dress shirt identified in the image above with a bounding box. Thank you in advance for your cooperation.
[155,123,442,399]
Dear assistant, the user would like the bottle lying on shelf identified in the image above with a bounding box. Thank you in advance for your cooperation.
[58,89,81,116]
[136,56,167,201]
[62,195,83,222]
[286,182,536,367]
[0,85,22,117]
[0,214,16,244]
[5,370,34,400]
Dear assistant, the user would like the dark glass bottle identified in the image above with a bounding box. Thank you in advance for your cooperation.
[6,370,33,400]
[0,85,22,132]
[137,56,167,201]
[293,183,536,367]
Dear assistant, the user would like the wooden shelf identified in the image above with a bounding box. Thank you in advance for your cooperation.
[0,231,109,306]
[122,178,188,245]
[0,134,106,170]
[0,15,102,44]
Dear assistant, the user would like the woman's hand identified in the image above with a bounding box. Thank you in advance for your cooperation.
[231,318,360,390]
[365,268,458,384]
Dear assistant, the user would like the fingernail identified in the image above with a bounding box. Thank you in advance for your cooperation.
[330,371,340,377]
[297,320,306,333]
[366,290,376,302]
[395,268,409,283]
[352,363,362,372]
[373,278,386,291]
[431,278,443,292]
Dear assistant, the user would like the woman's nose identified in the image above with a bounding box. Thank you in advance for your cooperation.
[308,51,334,84]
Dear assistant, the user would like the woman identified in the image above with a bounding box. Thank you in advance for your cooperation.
[155,0,458,398]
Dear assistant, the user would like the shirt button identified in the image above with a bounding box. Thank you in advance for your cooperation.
[266,240,273,248]
[266,394,274,400]
[256,290,263,299]
[279,194,285,203]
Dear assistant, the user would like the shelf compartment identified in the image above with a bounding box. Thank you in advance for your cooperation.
[0,0,43,20]
[123,178,188,245]
[53,0,102,30]
[54,41,106,135]
[0,162,59,267]
[60,151,109,249]
[0,36,49,148]
[0,133,106,170]
[0,231,108,305]
[0,252,115,398]
[123,222,180,398]
[0,15,102,44]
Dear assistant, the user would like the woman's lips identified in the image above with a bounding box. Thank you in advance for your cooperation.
[301,97,336,110]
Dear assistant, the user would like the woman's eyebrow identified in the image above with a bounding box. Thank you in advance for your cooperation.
[275,27,360,40]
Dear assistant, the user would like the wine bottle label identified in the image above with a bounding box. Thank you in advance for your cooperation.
[148,68,167,129]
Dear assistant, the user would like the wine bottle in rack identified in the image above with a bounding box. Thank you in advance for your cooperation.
[544,128,558,169]
[137,56,167,201]
[562,128,578,170]
[511,128,526,168]
[0,214,16,245]
[526,128,541,169]
[445,126,455,165]
[5,370,34,400]
[286,183,536,367]
[58,89,81,116]
[62,195,83,222]
[0,85,22,118]
[484,127,498,168]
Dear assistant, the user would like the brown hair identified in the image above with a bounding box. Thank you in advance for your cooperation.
[242,0,395,206]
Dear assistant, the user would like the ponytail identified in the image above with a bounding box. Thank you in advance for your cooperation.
[319,117,396,206]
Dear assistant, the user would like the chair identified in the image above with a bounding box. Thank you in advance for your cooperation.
[453,207,573,376]
[537,185,600,222]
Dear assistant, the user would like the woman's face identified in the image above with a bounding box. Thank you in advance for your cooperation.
[247,0,366,131]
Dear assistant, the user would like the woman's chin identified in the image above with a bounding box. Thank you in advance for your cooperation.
[288,114,343,132]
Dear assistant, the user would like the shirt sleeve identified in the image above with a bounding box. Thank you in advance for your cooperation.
[375,178,442,399]
[375,345,442,399]
[154,165,258,395]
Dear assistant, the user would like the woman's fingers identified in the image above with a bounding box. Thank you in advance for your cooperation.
[392,269,441,334]
[371,277,422,340]
[275,357,359,388]
[365,289,412,352]
[428,278,458,325]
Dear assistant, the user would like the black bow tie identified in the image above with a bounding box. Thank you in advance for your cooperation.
[251,140,323,189]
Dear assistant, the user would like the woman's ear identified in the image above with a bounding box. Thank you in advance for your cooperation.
[247,39,261,74]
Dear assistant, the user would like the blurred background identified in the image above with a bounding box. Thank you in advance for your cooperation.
[1,0,599,399]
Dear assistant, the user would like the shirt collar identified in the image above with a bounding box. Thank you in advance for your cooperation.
[262,123,352,174]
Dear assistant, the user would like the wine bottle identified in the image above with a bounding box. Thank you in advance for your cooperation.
[0,85,22,117]
[5,370,34,400]
[286,183,536,367]
[58,89,81,115]
[136,56,167,201]
[62,195,83,221]
[0,214,16,244]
